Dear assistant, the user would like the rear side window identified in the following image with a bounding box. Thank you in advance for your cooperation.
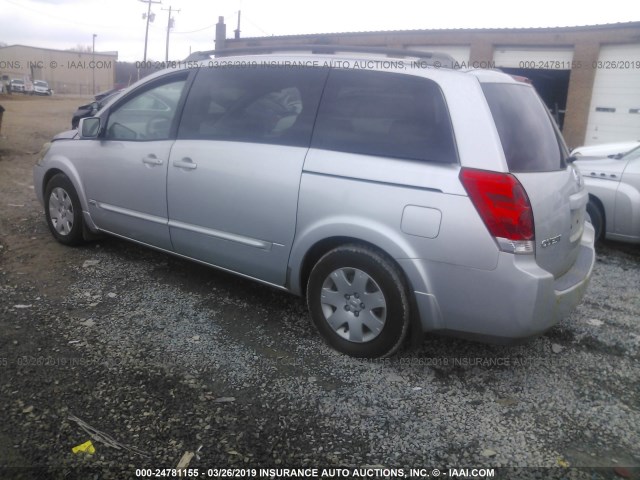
[178,66,328,147]
[312,69,457,164]
[482,83,566,172]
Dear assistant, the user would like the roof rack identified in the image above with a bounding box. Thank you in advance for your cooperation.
[184,44,455,68]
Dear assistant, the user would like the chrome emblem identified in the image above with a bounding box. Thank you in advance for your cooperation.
[541,235,562,248]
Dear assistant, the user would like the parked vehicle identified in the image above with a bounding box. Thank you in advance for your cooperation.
[33,48,595,357]
[71,89,123,129]
[574,145,640,243]
[10,79,26,93]
[571,141,640,158]
[32,80,52,96]
[94,87,124,102]
[1,74,10,93]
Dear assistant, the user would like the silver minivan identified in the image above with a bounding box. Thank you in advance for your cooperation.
[34,49,595,357]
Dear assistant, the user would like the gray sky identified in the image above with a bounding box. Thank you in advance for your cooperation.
[0,0,636,62]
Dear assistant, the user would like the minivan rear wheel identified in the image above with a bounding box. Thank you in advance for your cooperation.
[307,244,410,358]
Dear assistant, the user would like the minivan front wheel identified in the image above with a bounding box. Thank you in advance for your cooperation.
[307,245,410,358]
[44,173,85,246]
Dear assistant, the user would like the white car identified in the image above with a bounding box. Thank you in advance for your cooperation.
[574,145,640,243]
[571,141,640,158]
[10,79,26,93]
[32,80,52,96]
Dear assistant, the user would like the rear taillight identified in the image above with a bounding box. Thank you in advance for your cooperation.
[460,168,535,254]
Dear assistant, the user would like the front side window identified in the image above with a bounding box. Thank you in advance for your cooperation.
[178,66,328,147]
[106,76,187,141]
[311,69,458,164]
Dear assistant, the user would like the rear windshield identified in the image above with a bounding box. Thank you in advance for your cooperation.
[482,83,566,172]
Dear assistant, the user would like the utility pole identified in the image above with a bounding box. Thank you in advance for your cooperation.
[139,0,161,62]
[162,5,180,62]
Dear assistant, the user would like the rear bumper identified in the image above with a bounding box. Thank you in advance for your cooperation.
[400,223,596,342]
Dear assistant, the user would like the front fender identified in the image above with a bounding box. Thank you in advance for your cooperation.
[583,176,618,236]
[612,181,640,239]
[35,145,90,214]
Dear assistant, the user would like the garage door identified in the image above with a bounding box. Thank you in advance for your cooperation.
[584,44,640,145]
[493,47,574,69]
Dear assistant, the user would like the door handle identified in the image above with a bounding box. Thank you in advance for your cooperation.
[173,158,198,170]
[142,154,163,166]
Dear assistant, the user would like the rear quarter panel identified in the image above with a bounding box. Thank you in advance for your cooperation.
[288,149,500,296]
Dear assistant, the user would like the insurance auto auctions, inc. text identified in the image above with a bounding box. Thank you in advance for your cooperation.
[179,467,496,478]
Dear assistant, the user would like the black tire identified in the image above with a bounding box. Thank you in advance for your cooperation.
[44,173,85,246]
[586,200,604,242]
[306,244,410,358]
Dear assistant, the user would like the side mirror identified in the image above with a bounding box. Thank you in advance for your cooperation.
[79,117,101,139]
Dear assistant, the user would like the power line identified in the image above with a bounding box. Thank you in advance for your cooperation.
[242,13,271,37]
[172,24,216,35]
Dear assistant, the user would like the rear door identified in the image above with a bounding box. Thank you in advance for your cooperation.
[167,65,328,285]
[482,82,587,278]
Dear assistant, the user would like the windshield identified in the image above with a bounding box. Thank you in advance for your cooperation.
[35,81,47,87]
[622,145,640,160]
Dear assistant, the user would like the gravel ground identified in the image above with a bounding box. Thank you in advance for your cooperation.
[0,96,639,480]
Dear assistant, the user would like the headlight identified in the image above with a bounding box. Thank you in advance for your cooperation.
[35,142,51,166]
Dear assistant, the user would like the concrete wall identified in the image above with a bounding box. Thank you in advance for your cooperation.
[0,45,117,95]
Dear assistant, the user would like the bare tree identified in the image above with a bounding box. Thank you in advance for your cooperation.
[67,44,93,53]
